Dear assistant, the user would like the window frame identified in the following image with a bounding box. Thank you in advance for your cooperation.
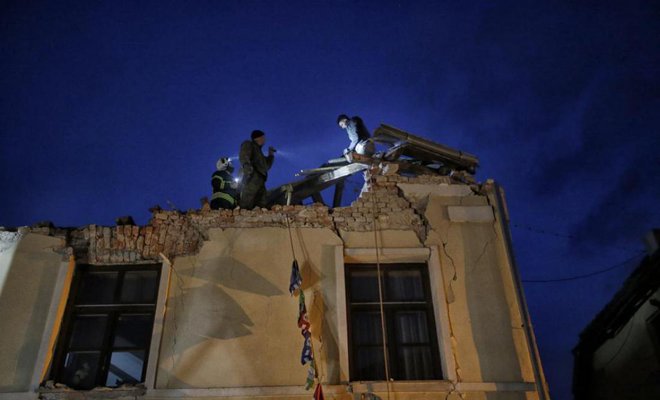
[50,263,162,390]
[335,246,456,384]
[345,262,443,381]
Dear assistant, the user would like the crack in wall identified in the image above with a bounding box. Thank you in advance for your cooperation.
[468,238,492,275]
[437,221,465,393]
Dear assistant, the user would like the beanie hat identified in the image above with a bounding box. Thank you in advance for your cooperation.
[251,130,265,140]
[336,114,349,124]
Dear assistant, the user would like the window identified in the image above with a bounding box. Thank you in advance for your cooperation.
[51,264,160,390]
[346,263,442,381]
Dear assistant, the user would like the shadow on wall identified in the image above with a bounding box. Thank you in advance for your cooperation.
[316,245,342,384]
[163,254,283,355]
[169,283,255,347]
[183,256,283,297]
[0,269,57,391]
[309,288,341,384]
[0,236,60,392]
[160,282,253,386]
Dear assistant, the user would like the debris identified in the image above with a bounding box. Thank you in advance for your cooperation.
[115,216,135,225]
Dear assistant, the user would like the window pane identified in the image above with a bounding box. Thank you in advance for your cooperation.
[61,352,101,390]
[68,315,108,349]
[352,311,383,345]
[105,351,145,386]
[120,270,159,303]
[76,271,118,304]
[349,269,380,302]
[397,346,439,380]
[113,314,153,348]
[386,269,424,301]
[394,311,430,344]
[355,347,385,380]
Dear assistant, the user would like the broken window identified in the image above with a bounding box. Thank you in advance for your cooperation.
[50,264,160,390]
[345,263,442,381]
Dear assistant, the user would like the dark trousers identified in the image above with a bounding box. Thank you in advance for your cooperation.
[210,197,235,210]
[239,173,267,209]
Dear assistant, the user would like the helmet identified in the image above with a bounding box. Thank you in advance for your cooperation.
[216,157,232,171]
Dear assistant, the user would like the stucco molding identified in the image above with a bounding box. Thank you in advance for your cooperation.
[144,260,171,389]
[143,381,538,398]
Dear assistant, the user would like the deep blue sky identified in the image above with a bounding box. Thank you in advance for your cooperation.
[1,1,659,398]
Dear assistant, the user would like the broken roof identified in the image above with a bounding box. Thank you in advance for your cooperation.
[267,124,479,206]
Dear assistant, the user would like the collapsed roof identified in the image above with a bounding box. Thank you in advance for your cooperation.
[267,124,479,207]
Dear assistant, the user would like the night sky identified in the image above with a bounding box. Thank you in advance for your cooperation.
[1,1,659,398]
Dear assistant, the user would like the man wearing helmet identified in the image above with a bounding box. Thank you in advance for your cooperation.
[211,157,239,210]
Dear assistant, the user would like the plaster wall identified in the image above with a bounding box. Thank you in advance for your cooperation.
[0,173,545,399]
[153,180,540,397]
[588,289,660,400]
[398,185,535,384]
[156,227,343,388]
[0,233,63,392]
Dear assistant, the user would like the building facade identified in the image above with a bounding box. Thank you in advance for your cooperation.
[0,168,549,400]
[573,231,660,400]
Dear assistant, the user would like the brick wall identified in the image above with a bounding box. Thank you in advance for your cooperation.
[2,166,478,264]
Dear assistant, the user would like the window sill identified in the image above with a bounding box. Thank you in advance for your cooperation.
[107,382,536,398]
[348,380,453,393]
[39,383,145,399]
[348,380,538,394]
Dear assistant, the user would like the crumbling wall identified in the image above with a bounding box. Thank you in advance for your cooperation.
[0,166,545,399]
[10,172,456,265]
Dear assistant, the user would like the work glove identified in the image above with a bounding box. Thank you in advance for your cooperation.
[268,146,277,156]
[230,181,239,189]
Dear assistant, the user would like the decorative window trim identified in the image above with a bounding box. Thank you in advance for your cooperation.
[334,246,456,384]
[31,259,169,393]
[144,259,173,389]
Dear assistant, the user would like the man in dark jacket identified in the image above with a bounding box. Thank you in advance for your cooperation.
[239,130,275,209]
[211,157,239,210]
[337,114,375,156]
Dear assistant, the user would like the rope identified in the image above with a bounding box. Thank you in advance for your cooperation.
[369,171,391,400]
[285,212,297,261]
[286,210,321,385]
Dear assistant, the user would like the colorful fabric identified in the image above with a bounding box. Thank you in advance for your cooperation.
[301,332,313,365]
[313,383,324,400]
[298,291,310,332]
[291,262,316,389]
[289,259,302,295]
[305,359,316,390]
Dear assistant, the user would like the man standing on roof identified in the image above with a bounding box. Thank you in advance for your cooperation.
[211,157,239,210]
[239,130,275,209]
[336,114,375,157]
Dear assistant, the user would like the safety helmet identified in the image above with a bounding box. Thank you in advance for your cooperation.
[216,157,232,171]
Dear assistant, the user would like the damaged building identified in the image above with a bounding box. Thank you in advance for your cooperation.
[0,125,550,399]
